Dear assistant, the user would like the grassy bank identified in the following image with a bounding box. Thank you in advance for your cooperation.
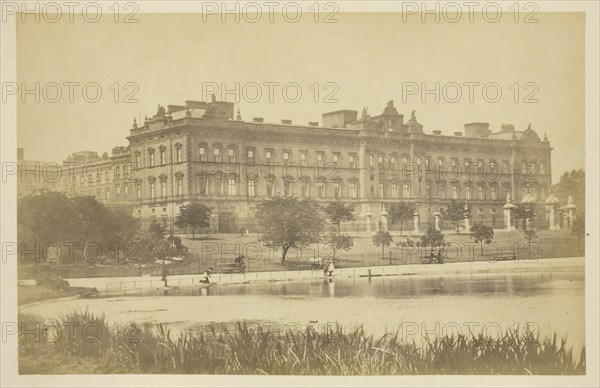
[19,311,585,375]
[17,284,96,305]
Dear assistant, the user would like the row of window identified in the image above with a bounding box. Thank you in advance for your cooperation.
[134,144,548,178]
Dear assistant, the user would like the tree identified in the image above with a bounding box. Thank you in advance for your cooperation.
[388,202,415,236]
[420,228,445,248]
[255,196,327,263]
[512,203,536,230]
[553,169,585,214]
[372,231,393,259]
[326,233,353,261]
[323,201,355,235]
[470,223,494,255]
[571,218,585,251]
[175,202,212,238]
[443,200,470,234]
[147,220,166,239]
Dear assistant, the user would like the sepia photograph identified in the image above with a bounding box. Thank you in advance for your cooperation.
[1,1,598,387]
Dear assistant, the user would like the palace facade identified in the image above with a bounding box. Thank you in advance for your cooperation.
[20,98,554,233]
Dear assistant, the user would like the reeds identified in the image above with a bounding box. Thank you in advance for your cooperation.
[18,311,585,375]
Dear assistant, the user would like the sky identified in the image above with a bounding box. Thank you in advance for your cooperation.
[16,11,585,183]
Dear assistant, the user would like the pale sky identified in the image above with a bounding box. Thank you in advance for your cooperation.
[17,12,585,183]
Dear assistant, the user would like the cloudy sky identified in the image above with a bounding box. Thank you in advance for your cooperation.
[16,11,584,182]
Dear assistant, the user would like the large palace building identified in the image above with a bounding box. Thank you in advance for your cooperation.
[19,98,553,233]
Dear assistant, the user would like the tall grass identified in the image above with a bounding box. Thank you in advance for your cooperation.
[18,311,585,375]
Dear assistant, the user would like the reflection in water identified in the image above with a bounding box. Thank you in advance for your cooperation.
[21,268,585,354]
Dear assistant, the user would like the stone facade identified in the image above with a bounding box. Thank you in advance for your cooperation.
[22,98,553,233]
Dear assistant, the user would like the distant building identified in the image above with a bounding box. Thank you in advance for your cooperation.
[19,99,553,233]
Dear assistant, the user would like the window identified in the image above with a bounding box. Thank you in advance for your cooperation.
[106,188,111,200]
[350,182,357,198]
[149,151,155,167]
[213,148,221,162]
[265,151,273,164]
[318,181,324,197]
[425,158,430,170]
[464,159,471,168]
[301,180,308,197]
[135,154,141,169]
[176,147,182,162]
[116,186,121,197]
[438,185,445,199]
[283,151,290,164]
[391,156,397,170]
[160,149,166,165]
[177,177,183,196]
[333,154,339,167]
[199,147,206,161]
[403,183,410,198]
[378,156,383,169]
[426,184,431,198]
[379,183,384,197]
[136,183,141,199]
[114,167,120,182]
[452,185,458,200]
[228,178,236,196]
[451,158,458,167]
[333,182,340,198]
[349,154,356,169]
[369,155,374,167]
[161,180,167,197]
[247,149,255,164]
[105,171,110,182]
[491,186,497,200]
[150,182,155,199]
[124,185,128,198]
[478,185,484,200]
[391,183,399,198]
[228,149,236,163]
[402,157,409,169]
[248,179,255,197]
[317,152,324,163]
[465,186,471,200]
[300,152,307,166]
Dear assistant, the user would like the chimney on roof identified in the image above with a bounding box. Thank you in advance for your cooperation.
[454,132,463,136]
[308,121,319,127]
[252,117,264,123]
[432,130,442,135]
[281,119,292,125]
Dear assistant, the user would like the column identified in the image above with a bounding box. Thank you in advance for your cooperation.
[433,212,441,231]
[413,210,420,234]
[380,205,388,232]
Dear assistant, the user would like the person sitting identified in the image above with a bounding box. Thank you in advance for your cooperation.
[199,268,213,284]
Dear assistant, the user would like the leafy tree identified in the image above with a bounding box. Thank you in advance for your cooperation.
[443,200,470,234]
[323,201,355,234]
[470,223,494,255]
[388,202,415,236]
[147,220,166,239]
[255,196,327,263]
[571,218,585,250]
[420,228,445,248]
[17,190,139,264]
[372,231,393,259]
[326,233,354,261]
[553,169,585,214]
[513,203,536,230]
[175,202,212,238]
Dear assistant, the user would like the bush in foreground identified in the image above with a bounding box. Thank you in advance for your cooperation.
[18,312,585,375]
